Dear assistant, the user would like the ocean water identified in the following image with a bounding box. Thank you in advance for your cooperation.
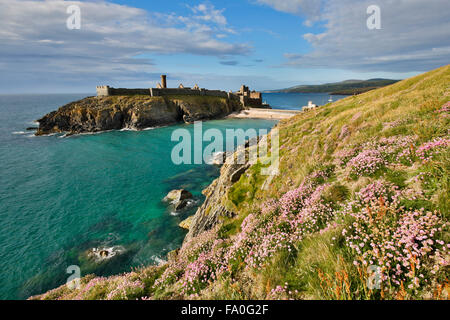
[0,94,277,300]
[262,92,348,110]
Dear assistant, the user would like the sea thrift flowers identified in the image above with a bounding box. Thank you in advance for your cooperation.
[335,148,359,167]
[347,149,386,178]
[106,276,145,300]
[355,180,400,210]
[342,179,448,294]
[416,137,450,163]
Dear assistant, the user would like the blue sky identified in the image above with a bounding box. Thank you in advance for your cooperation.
[0,0,449,93]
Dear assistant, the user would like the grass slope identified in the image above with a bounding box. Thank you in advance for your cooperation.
[34,65,449,300]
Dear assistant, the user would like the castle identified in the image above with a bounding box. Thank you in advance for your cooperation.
[236,85,263,108]
[96,75,264,108]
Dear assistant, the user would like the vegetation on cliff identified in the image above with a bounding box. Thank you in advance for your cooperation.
[33,65,449,300]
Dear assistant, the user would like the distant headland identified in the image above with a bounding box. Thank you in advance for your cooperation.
[264,78,399,95]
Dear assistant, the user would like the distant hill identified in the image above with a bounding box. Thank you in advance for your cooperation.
[265,78,400,95]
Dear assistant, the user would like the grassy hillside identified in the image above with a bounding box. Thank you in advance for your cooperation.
[267,79,399,94]
[34,65,449,300]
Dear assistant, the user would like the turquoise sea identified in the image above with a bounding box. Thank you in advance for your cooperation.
[0,94,277,299]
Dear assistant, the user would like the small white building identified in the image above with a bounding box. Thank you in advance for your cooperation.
[302,101,317,111]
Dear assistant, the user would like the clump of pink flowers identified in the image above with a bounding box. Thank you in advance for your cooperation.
[222,170,337,271]
[335,148,359,167]
[416,137,450,163]
[341,179,448,294]
[347,149,387,178]
[106,275,145,300]
[154,226,224,295]
[268,283,298,300]
[181,238,226,295]
[337,135,419,173]
[355,180,401,207]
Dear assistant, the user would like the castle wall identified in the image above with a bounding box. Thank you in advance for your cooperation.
[96,86,240,101]
[96,86,110,97]
[101,87,231,97]
[109,88,150,96]
[250,91,261,99]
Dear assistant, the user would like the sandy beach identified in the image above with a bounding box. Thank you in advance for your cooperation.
[227,107,301,120]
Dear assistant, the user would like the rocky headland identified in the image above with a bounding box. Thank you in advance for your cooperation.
[36,95,243,136]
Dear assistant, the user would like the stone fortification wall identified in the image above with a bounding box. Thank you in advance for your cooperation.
[96,86,239,101]
[150,88,230,99]
[109,88,150,95]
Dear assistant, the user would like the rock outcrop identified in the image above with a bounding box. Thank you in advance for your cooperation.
[36,95,242,135]
[179,215,194,230]
[184,158,252,242]
[164,189,193,212]
[164,189,193,203]
[184,137,265,241]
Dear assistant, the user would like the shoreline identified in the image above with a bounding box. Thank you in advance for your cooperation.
[226,107,301,120]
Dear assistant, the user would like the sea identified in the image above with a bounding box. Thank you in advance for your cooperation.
[262,92,347,110]
[0,92,345,299]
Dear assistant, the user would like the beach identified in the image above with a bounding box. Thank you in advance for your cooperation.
[227,107,301,120]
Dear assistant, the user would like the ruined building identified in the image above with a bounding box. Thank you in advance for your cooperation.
[235,85,263,107]
[96,75,265,108]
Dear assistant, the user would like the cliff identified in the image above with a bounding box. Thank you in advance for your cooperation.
[36,95,243,135]
[32,65,449,300]
[184,158,251,242]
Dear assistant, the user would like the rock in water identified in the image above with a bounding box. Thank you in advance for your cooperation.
[88,246,125,262]
[164,189,193,212]
[164,189,193,203]
[174,199,189,211]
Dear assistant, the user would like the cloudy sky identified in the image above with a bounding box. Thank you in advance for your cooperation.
[0,0,449,93]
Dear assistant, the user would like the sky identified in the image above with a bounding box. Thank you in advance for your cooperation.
[0,0,449,93]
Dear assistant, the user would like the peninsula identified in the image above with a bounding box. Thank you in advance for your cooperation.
[36,75,268,136]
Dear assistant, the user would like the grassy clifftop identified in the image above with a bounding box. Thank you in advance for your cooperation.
[34,65,449,300]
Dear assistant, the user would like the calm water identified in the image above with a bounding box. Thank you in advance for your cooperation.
[0,94,277,299]
[262,92,348,110]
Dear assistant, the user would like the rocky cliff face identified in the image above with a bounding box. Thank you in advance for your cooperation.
[36,95,242,135]
[183,138,262,241]
[184,161,249,241]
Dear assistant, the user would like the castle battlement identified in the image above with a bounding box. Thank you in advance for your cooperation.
[96,75,263,107]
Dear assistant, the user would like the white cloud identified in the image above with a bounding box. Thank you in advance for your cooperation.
[0,0,250,91]
[255,0,323,24]
[192,3,227,26]
[283,0,450,72]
